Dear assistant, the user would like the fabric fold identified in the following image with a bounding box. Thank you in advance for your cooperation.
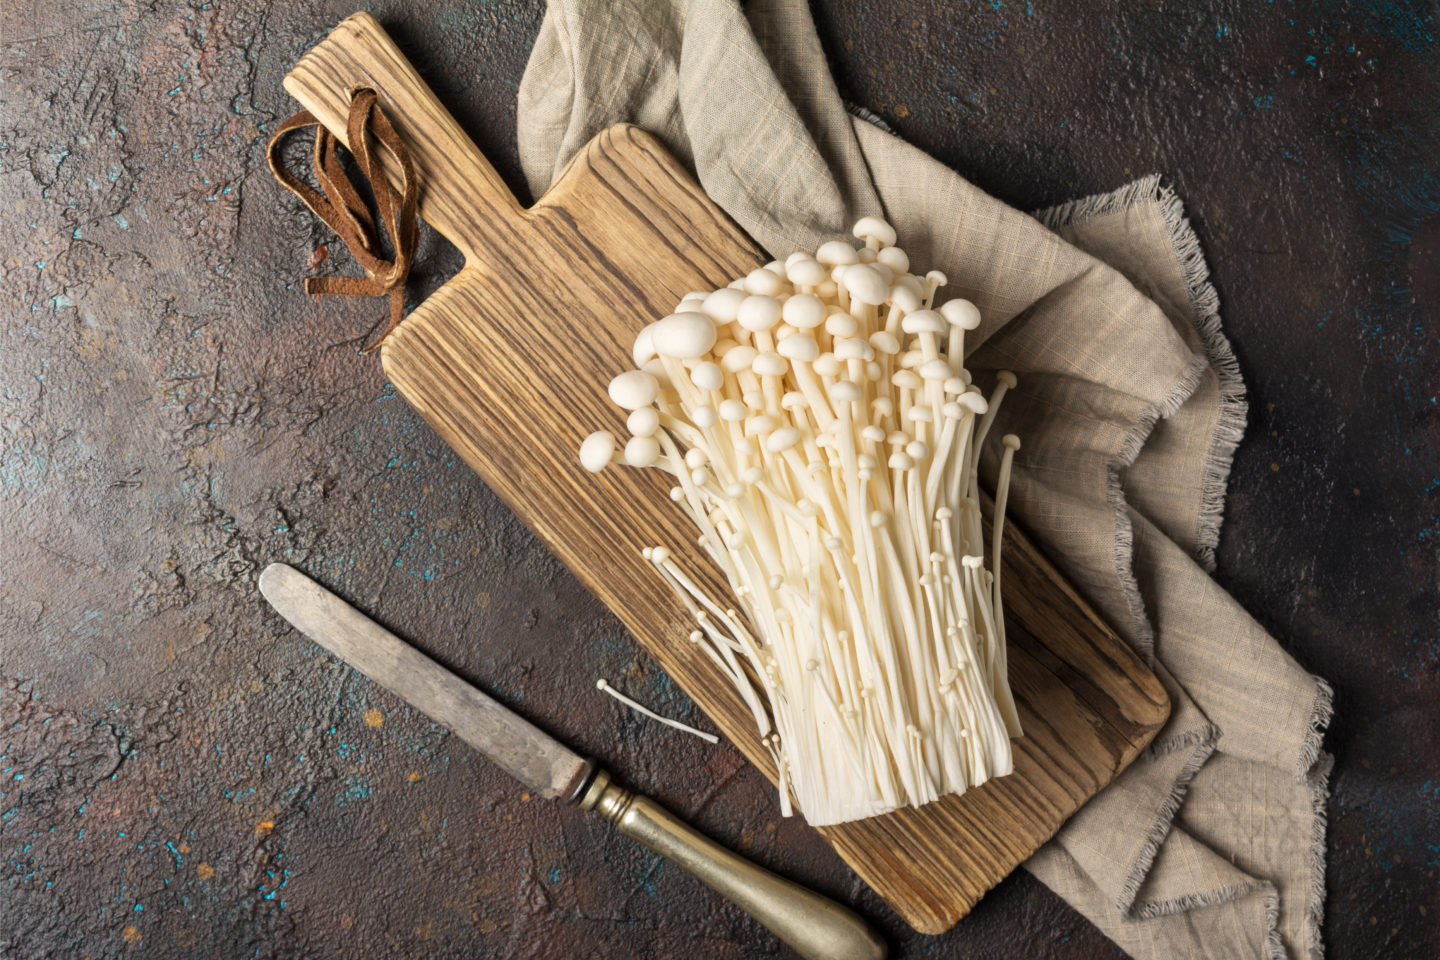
[516,2,1331,956]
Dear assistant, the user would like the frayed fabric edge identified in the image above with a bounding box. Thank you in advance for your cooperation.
[1303,677,1336,960]
[1040,177,1218,920]
[1114,731,1218,918]
[1039,176,1332,958]
[1152,180,1248,574]
[1037,175,1248,574]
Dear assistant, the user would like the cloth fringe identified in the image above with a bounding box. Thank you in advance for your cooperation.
[1038,175,1249,574]
[843,100,895,134]
[1037,177,1327,959]
[1302,677,1336,960]
[1153,180,1248,573]
[1117,732,1218,917]
[1033,173,1165,232]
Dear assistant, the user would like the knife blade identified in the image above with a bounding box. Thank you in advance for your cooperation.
[257,562,886,960]
[258,562,592,800]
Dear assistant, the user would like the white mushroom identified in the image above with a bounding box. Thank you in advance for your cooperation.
[653,312,718,359]
[608,370,660,410]
[579,430,616,473]
[578,215,1023,826]
[624,435,660,467]
[852,216,897,249]
[781,293,827,329]
[627,407,659,437]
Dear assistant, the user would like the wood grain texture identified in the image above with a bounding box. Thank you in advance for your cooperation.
[284,12,1169,934]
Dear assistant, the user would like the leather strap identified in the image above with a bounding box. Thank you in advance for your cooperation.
[266,88,419,354]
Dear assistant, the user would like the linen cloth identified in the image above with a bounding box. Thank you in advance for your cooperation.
[517,2,1332,956]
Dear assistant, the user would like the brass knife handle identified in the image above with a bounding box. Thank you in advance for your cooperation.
[580,770,887,960]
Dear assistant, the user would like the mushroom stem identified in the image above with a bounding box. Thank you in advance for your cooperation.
[578,219,1022,825]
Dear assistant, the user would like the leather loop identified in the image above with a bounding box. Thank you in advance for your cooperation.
[266,88,419,354]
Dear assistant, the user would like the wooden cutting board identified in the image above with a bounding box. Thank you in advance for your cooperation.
[283,12,1170,935]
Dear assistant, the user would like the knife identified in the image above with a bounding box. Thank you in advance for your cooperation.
[258,563,886,960]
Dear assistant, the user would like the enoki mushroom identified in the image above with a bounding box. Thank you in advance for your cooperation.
[580,217,1023,826]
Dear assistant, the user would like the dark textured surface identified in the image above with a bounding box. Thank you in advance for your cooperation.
[0,1,1434,957]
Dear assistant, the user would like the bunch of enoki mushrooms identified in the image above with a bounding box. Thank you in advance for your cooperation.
[581,218,1023,827]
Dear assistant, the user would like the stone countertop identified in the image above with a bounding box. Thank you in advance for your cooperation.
[1,2,1435,957]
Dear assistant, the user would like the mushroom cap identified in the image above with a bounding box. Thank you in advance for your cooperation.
[781,390,808,410]
[786,257,828,288]
[737,295,782,332]
[925,269,948,287]
[957,391,989,414]
[743,268,785,297]
[869,331,901,355]
[889,285,922,314]
[718,398,748,421]
[745,413,778,435]
[692,405,717,428]
[781,293,827,329]
[608,369,660,409]
[887,451,914,470]
[833,337,874,362]
[919,358,954,381]
[829,380,862,404]
[776,333,820,363]
[1003,433,1022,450]
[632,323,658,367]
[701,287,747,322]
[690,360,724,391]
[823,313,857,340]
[627,407,659,437]
[766,427,800,452]
[843,264,890,306]
[579,431,616,473]
[812,352,841,378]
[720,343,758,373]
[624,435,660,467]
[852,216,897,247]
[751,351,788,377]
[901,310,947,335]
[939,298,982,331]
[996,369,1019,389]
[815,239,859,266]
[876,245,909,275]
[891,369,922,391]
[860,424,886,443]
[653,312,718,359]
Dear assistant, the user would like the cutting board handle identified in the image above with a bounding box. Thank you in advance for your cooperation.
[282,11,522,259]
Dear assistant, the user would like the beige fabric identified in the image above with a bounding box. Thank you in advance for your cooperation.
[517,2,1332,957]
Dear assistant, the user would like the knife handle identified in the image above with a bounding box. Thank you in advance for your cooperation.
[580,770,887,960]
